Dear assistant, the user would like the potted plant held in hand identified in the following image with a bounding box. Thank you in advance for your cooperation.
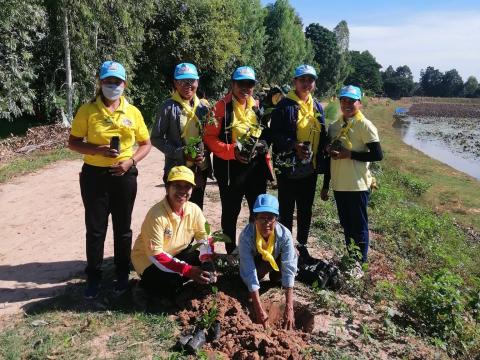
[183,107,217,186]
[234,123,268,163]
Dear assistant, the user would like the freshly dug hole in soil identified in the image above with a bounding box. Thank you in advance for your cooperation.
[262,298,315,333]
[176,279,312,359]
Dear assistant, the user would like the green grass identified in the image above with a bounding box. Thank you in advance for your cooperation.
[310,100,480,357]
[0,148,80,183]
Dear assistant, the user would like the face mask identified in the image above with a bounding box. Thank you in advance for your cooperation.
[101,84,124,100]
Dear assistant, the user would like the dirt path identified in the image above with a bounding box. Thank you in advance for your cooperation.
[0,150,250,316]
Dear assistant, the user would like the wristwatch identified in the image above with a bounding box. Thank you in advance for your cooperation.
[131,157,137,167]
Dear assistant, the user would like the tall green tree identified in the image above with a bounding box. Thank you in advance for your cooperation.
[233,0,266,82]
[381,65,396,82]
[441,69,463,97]
[420,66,444,97]
[464,76,478,98]
[0,0,46,120]
[333,20,350,91]
[345,50,382,94]
[263,0,314,86]
[36,0,154,122]
[382,65,414,99]
[134,0,242,123]
[305,23,339,96]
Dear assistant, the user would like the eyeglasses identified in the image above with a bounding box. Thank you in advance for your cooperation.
[177,79,197,86]
[256,215,277,225]
[235,80,256,88]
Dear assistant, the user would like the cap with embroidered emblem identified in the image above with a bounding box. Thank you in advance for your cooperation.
[232,66,257,82]
[294,64,317,79]
[174,63,199,80]
[99,61,126,81]
[339,85,362,100]
[167,166,196,186]
[253,194,279,215]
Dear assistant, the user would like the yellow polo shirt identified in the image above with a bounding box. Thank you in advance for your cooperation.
[70,96,150,167]
[131,197,208,275]
[328,112,379,191]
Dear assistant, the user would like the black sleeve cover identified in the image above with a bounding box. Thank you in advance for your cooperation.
[350,142,383,162]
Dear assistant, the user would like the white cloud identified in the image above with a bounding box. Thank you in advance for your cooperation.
[349,10,480,81]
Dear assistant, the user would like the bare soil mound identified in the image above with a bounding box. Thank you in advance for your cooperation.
[175,275,312,359]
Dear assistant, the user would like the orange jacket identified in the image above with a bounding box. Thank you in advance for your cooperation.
[203,93,261,160]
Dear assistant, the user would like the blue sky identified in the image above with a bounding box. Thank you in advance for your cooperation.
[261,0,480,80]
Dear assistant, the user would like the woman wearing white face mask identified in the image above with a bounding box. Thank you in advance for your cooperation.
[68,61,152,300]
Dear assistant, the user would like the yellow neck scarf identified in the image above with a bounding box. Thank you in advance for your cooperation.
[287,90,321,167]
[231,96,260,141]
[335,110,365,150]
[255,224,279,272]
[171,91,200,140]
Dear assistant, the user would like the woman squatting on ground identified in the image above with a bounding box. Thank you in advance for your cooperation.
[239,194,298,330]
[131,166,217,296]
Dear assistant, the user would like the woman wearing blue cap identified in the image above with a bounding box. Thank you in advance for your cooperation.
[151,63,212,209]
[68,60,152,299]
[238,194,298,329]
[270,64,327,263]
[204,66,273,254]
[321,85,383,265]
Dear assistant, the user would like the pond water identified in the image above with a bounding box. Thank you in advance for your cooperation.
[393,116,480,180]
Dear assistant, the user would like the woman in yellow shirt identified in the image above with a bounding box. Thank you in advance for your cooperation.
[68,61,151,299]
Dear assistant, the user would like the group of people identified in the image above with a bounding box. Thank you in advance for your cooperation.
[68,60,382,329]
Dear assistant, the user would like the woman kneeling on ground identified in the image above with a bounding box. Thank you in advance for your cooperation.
[238,194,298,330]
[131,166,216,296]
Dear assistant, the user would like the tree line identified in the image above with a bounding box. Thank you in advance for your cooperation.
[1,0,478,126]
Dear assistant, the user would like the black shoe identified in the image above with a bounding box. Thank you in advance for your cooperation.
[113,275,129,296]
[297,244,315,265]
[83,279,100,300]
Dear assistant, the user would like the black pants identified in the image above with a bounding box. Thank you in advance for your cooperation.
[80,163,138,281]
[140,247,200,296]
[277,173,318,246]
[214,157,267,253]
[189,168,209,210]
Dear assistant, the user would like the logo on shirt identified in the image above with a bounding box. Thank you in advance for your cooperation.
[122,118,132,127]
[164,228,173,240]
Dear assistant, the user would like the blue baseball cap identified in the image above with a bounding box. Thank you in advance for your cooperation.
[253,194,279,215]
[99,61,126,81]
[294,64,317,79]
[174,63,199,80]
[232,66,257,82]
[339,85,362,100]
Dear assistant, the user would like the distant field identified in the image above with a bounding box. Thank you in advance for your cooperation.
[409,96,480,105]
[408,102,480,117]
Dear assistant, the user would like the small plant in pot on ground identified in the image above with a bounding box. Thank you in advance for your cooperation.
[178,286,221,354]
